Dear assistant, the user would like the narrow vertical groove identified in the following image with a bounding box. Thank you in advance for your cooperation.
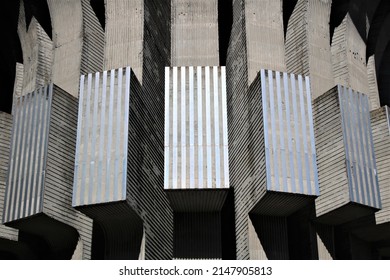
[164,67,170,190]
[181,67,186,189]
[197,66,203,188]
[189,67,195,189]
[172,67,178,189]
[205,66,212,189]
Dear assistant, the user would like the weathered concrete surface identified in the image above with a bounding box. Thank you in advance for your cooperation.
[286,0,334,100]
[47,0,83,97]
[80,0,104,74]
[17,1,53,96]
[104,0,144,78]
[171,0,219,66]
[331,14,369,94]
[367,55,381,110]
[244,0,286,82]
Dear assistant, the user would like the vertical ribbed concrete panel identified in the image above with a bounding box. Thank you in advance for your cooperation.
[17,2,53,97]
[47,0,83,97]
[0,112,18,242]
[171,0,219,66]
[314,85,381,225]
[367,55,381,110]
[3,85,93,259]
[331,14,369,94]
[80,0,104,74]
[164,66,229,211]
[251,70,319,216]
[74,68,173,259]
[371,106,390,225]
[104,0,143,78]
[244,0,286,82]
[286,0,334,100]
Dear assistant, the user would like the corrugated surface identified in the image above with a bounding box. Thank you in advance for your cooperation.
[164,66,229,190]
[244,0,286,82]
[44,86,93,259]
[47,0,83,97]
[314,86,381,221]
[285,0,334,100]
[371,106,390,224]
[171,0,219,66]
[3,86,52,223]
[331,14,369,94]
[260,69,319,196]
[339,86,380,209]
[249,215,289,260]
[3,85,93,259]
[314,87,350,218]
[226,69,267,259]
[80,0,104,74]
[0,112,18,241]
[367,55,381,110]
[73,68,131,207]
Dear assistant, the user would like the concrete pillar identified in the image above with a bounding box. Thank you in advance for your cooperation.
[171,0,219,66]
[286,0,334,100]
[367,55,381,110]
[17,1,53,96]
[331,14,369,94]
[47,0,83,97]
[80,0,105,74]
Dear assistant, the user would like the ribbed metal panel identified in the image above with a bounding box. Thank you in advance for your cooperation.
[3,85,93,259]
[3,86,52,223]
[73,68,130,207]
[314,86,381,225]
[338,86,380,209]
[260,69,319,197]
[0,112,18,241]
[371,106,390,225]
[171,0,219,66]
[164,66,230,191]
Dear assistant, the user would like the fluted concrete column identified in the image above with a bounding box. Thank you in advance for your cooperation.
[331,14,369,94]
[17,2,53,96]
[286,0,334,100]
[47,0,83,97]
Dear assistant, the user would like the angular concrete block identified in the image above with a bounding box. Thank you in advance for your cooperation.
[249,69,319,216]
[314,85,381,225]
[371,106,390,225]
[74,67,173,259]
[3,85,93,259]
[164,66,230,212]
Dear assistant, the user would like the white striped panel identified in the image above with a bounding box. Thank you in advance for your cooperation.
[263,70,319,196]
[73,68,130,207]
[164,66,229,190]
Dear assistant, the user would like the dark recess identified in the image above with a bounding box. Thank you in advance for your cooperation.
[90,0,106,30]
[0,0,22,113]
[23,0,52,39]
[218,0,233,66]
[283,0,298,39]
